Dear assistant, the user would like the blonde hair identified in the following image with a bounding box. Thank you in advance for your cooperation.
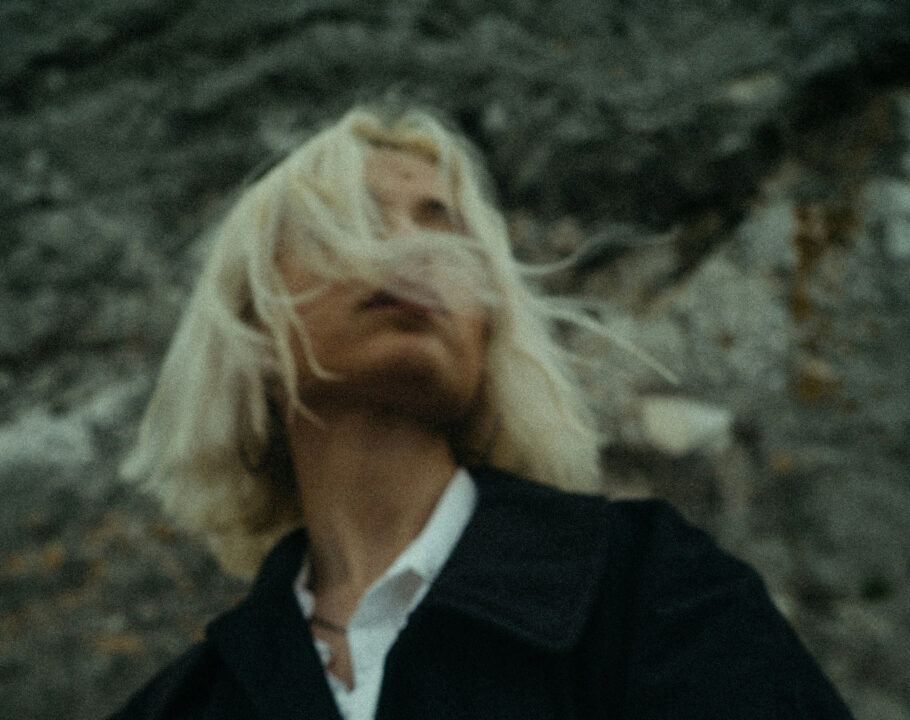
[123,105,608,578]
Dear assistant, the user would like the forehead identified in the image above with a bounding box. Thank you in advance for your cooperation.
[364,147,453,198]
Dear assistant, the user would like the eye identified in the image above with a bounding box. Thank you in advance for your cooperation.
[414,198,458,231]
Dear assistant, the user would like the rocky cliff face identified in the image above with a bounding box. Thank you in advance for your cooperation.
[1,1,909,717]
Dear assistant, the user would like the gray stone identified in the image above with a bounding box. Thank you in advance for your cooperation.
[662,251,792,395]
[638,395,734,457]
[866,178,910,260]
[0,408,95,470]
[732,197,799,275]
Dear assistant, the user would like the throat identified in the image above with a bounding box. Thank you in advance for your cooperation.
[288,409,458,595]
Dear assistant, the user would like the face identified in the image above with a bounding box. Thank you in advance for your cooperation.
[278,148,488,427]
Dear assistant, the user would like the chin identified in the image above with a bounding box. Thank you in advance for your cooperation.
[296,327,486,427]
[372,371,479,425]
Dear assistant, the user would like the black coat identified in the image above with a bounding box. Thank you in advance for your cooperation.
[110,467,854,719]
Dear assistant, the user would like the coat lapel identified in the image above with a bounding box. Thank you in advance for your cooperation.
[206,529,343,720]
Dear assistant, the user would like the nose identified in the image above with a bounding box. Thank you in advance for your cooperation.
[382,208,418,236]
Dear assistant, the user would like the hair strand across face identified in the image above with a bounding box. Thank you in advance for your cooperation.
[122,105,626,578]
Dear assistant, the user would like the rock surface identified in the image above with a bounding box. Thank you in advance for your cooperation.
[1,1,909,717]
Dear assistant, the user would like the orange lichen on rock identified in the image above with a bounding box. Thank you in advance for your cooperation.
[92,632,144,656]
[769,453,796,475]
[789,198,859,324]
[1,553,27,577]
[794,357,843,404]
[40,542,65,573]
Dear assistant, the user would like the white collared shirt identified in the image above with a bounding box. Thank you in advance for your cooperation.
[293,468,478,720]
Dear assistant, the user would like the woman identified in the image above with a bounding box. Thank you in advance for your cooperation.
[113,106,854,719]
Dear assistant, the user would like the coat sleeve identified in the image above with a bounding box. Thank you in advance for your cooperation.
[603,501,855,719]
[106,642,237,720]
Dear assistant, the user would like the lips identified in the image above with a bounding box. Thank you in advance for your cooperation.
[361,285,447,316]
[362,290,407,310]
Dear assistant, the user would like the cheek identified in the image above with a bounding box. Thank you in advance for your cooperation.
[288,307,351,387]
[291,281,363,350]
[458,318,490,402]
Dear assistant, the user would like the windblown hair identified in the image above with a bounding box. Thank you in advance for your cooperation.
[123,105,609,579]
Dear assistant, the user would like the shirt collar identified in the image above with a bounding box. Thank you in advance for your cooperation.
[210,467,612,671]
[292,467,478,622]
[382,466,477,584]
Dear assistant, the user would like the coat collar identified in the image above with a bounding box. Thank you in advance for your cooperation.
[206,468,611,717]
[420,466,612,651]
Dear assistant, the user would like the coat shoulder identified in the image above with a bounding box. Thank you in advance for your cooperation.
[474,471,855,718]
[584,497,856,719]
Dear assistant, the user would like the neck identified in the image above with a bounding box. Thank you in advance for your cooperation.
[287,407,457,600]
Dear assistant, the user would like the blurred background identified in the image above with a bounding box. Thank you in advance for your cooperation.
[1,1,909,717]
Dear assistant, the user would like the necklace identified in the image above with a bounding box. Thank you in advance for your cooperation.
[310,614,347,635]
